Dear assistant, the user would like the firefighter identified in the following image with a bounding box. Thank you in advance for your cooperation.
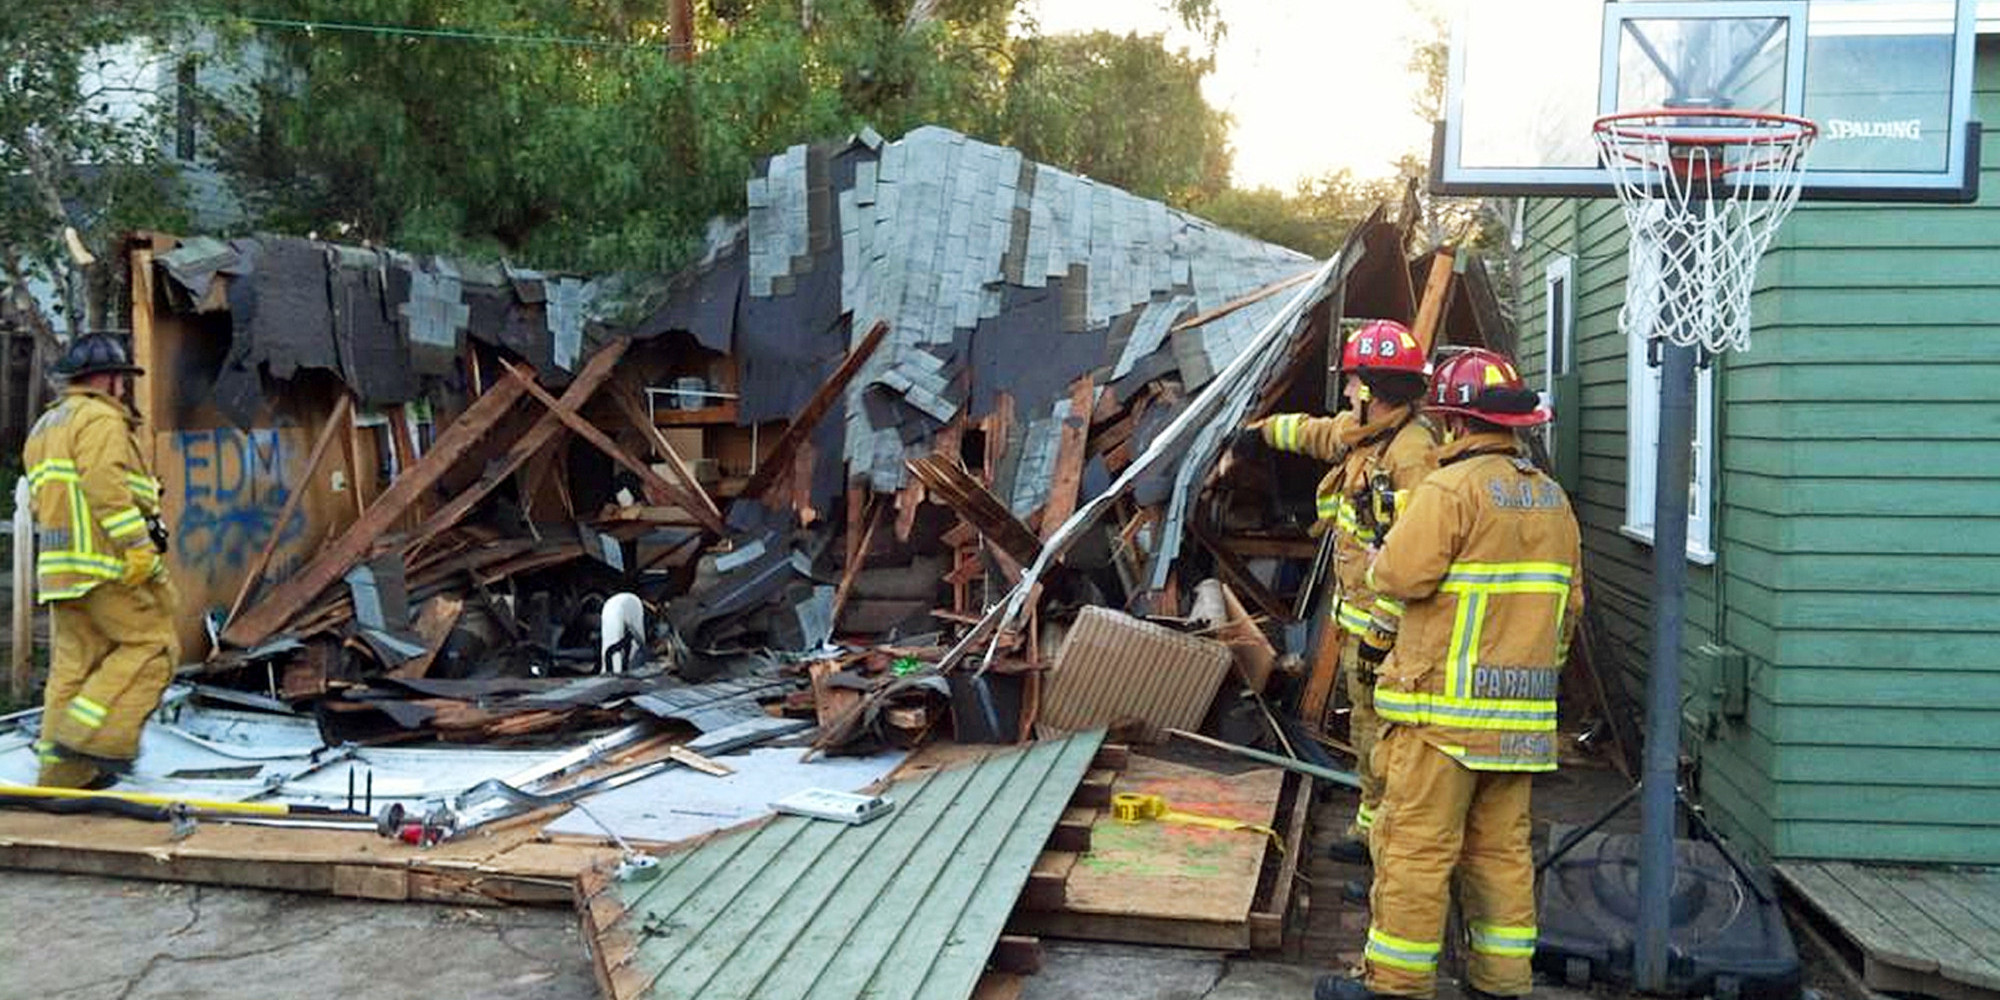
[1250,318,1439,867]
[1315,348,1583,1000]
[24,334,179,789]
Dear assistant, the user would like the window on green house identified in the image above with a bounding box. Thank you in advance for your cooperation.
[1623,324,1716,564]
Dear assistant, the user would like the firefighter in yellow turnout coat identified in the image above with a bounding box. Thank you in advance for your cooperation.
[1253,320,1439,863]
[25,335,180,788]
[1317,348,1583,1000]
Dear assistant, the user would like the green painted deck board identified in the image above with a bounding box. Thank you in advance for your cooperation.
[593,731,1104,1000]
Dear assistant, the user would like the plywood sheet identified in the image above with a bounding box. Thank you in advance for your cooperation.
[1059,755,1280,923]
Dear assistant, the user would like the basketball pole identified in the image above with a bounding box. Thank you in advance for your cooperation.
[1633,187,1704,994]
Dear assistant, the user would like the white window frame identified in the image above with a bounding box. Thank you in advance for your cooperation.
[1622,328,1717,565]
[1543,256,1575,408]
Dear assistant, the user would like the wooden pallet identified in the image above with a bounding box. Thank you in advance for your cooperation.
[1779,861,2000,1000]
[1008,753,1308,951]
[0,803,615,905]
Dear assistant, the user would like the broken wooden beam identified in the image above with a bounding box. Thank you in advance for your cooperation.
[1040,376,1093,542]
[501,359,726,535]
[1411,245,1457,357]
[221,369,538,648]
[741,320,889,502]
[401,339,630,552]
[607,382,725,531]
[905,454,1043,569]
[222,392,352,634]
[1189,519,1292,624]
[1170,268,1319,333]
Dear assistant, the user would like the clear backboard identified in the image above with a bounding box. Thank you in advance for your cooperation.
[1432,0,1980,201]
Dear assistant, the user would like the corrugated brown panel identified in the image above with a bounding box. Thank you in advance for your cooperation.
[1041,606,1232,743]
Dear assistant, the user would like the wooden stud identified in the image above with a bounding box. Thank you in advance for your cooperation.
[607,382,723,529]
[500,360,724,534]
[830,498,884,627]
[1091,744,1131,772]
[1410,246,1458,357]
[1019,852,1078,912]
[219,370,538,649]
[222,393,353,633]
[740,320,889,502]
[1040,376,1093,542]
[1048,807,1096,854]
[1170,267,1319,334]
[1071,769,1117,809]
[989,935,1044,975]
[1298,624,1344,735]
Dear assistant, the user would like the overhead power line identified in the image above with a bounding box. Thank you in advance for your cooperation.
[221,13,692,51]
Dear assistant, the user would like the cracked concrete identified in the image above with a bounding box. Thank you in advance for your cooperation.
[1,872,593,1000]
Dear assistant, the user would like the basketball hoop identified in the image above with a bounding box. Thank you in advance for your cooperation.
[1593,109,1817,354]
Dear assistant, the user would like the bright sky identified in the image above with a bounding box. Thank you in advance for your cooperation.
[1027,0,1438,192]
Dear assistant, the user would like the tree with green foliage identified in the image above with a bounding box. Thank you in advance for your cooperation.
[1,0,193,345]
[998,31,1231,206]
[208,0,1235,272]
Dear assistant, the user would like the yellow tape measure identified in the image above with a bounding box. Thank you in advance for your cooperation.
[1110,792,1283,852]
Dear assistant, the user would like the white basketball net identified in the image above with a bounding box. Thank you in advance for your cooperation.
[1594,115,1816,354]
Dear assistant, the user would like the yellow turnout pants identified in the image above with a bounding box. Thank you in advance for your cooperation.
[1365,726,1537,999]
[36,578,179,787]
[1344,638,1383,846]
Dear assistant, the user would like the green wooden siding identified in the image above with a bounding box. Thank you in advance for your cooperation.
[1514,38,2000,865]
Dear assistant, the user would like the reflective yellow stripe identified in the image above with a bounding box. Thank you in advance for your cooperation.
[1365,928,1439,972]
[1333,600,1376,635]
[1470,922,1537,957]
[1266,414,1310,453]
[124,473,160,501]
[102,508,147,539]
[1355,802,1377,830]
[1374,597,1404,615]
[66,697,108,729]
[1373,688,1557,731]
[1315,492,1340,520]
[1435,744,1559,772]
[38,552,124,577]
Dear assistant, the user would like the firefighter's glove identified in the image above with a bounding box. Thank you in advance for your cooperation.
[1356,640,1392,665]
[119,546,161,586]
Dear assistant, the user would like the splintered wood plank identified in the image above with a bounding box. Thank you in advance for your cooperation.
[1410,246,1457,357]
[500,360,724,534]
[1298,624,1344,733]
[220,370,535,648]
[741,319,889,502]
[1040,376,1093,542]
[403,341,629,550]
[223,392,353,631]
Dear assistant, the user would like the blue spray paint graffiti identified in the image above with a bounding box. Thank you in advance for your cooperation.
[171,428,307,587]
